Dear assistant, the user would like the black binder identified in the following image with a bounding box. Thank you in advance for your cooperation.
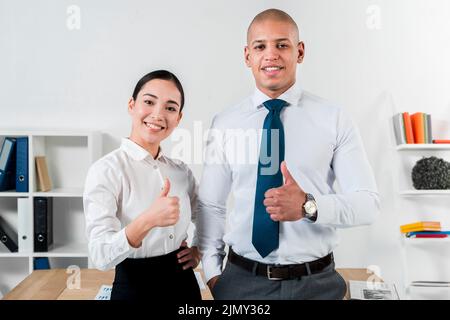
[0,137,16,191]
[34,197,53,252]
[0,216,18,252]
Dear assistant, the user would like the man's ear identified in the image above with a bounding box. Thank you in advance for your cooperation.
[244,46,251,67]
[297,41,305,63]
[128,97,134,115]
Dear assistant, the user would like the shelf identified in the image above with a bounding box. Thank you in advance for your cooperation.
[409,282,450,288]
[0,252,31,258]
[402,237,450,244]
[0,192,29,197]
[32,187,84,197]
[399,190,450,196]
[33,243,88,257]
[0,188,84,197]
[0,130,96,137]
[396,144,450,151]
[0,243,89,258]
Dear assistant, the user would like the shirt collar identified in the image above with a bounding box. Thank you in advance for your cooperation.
[121,138,165,162]
[251,81,303,110]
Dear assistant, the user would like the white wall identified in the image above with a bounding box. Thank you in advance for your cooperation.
[2,0,450,299]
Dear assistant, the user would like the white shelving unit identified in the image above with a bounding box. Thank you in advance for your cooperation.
[395,143,450,300]
[0,130,101,295]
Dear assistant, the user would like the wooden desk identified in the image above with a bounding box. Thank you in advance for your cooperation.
[3,268,381,300]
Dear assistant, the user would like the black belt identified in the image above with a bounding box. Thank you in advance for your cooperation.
[228,248,333,280]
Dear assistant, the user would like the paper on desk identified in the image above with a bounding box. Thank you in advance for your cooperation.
[95,285,112,300]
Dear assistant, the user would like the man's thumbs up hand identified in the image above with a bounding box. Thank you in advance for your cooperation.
[281,161,295,185]
[159,178,171,197]
[263,161,307,222]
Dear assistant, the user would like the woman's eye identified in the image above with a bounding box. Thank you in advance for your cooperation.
[144,100,154,105]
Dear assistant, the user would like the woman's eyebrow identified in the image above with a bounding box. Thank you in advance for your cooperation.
[143,93,158,99]
[167,100,180,107]
[143,93,179,107]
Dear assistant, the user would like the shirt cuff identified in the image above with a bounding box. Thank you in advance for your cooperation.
[202,254,223,283]
[314,194,336,225]
[112,227,135,258]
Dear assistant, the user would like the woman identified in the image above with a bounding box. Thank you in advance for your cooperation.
[83,70,201,301]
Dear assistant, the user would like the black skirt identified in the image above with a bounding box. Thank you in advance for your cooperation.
[110,247,202,301]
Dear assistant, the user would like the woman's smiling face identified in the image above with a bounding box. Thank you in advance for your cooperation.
[128,79,182,153]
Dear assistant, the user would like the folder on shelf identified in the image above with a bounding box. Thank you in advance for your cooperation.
[35,156,52,192]
[0,215,18,252]
[15,137,28,192]
[0,137,17,191]
[18,197,33,253]
[34,197,53,252]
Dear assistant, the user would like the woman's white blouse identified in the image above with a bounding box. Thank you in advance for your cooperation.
[83,138,198,271]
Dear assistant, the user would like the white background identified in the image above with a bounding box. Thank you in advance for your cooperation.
[1,0,450,299]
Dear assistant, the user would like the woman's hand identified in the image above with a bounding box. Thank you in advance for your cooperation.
[126,178,179,248]
[145,178,180,227]
[177,241,201,270]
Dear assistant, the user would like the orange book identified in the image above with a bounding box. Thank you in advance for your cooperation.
[433,140,450,144]
[400,221,441,233]
[411,112,425,143]
[402,112,415,144]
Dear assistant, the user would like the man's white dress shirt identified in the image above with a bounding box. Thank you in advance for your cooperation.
[196,83,380,282]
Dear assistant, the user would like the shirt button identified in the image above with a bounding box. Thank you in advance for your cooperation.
[169,234,174,240]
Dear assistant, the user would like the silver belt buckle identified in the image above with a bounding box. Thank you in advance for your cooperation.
[267,265,283,280]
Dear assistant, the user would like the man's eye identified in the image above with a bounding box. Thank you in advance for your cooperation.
[254,45,265,50]
[277,43,288,48]
[144,100,154,105]
[166,106,177,112]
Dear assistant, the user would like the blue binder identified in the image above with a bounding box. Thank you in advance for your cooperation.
[15,137,28,192]
[0,137,16,191]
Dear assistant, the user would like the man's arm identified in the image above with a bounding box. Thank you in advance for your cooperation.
[196,117,232,283]
[314,107,380,227]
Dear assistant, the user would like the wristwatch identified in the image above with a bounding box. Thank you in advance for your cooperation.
[302,193,318,222]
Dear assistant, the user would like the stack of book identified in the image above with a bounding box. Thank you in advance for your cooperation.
[392,112,450,145]
[400,221,449,238]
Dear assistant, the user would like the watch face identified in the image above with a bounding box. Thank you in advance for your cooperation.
[304,201,317,214]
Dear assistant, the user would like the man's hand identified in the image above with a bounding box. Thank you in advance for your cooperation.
[177,241,201,270]
[207,276,220,291]
[263,161,306,221]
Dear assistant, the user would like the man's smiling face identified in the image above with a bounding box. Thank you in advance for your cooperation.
[245,19,304,98]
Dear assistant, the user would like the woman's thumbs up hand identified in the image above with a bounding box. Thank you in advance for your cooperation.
[147,178,180,227]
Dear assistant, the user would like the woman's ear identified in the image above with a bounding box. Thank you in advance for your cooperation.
[128,97,134,115]
[176,112,183,124]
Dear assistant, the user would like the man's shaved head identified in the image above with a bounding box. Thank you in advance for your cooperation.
[247,8,299,44]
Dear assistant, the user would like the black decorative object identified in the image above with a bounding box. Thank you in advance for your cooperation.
[411,156,450,190]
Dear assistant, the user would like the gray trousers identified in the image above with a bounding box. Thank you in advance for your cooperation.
[211,259,347,300]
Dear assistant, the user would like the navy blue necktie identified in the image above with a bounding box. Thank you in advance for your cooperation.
[252,99,287,258]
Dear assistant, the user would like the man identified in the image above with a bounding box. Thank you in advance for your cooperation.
[196,8,380,300]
